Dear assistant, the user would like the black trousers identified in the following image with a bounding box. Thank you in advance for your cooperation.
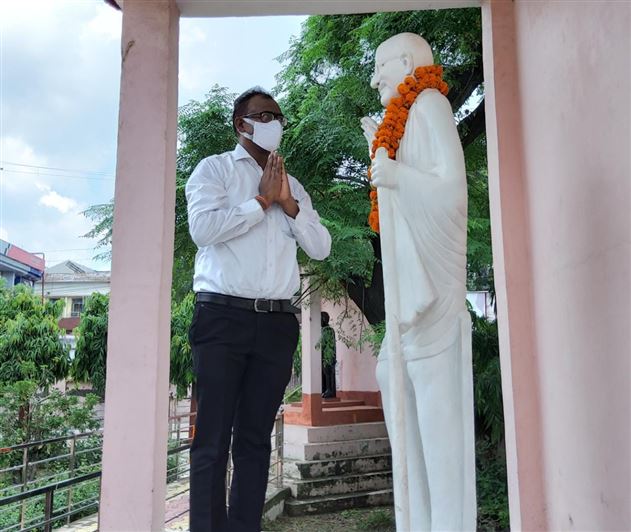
[188,301,298,532]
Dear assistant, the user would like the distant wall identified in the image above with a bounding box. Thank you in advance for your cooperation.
[321,298,380,395]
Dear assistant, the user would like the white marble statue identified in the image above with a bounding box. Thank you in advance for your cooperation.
[361,33,476,531]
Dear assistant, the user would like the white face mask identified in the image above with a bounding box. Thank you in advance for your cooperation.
[241,118,283,152]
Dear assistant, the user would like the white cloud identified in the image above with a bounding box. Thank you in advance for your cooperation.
[0,136,46,165]
[180,24,208,46]
[82,4,122,42]
[2,3,306,272]
[0,227,8,241]
[39,189,78,214]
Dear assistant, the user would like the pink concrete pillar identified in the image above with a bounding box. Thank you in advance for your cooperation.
[99,1,179,530]
[300,290,323,423]
[481,1,547,529]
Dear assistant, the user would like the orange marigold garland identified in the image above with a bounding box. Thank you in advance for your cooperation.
[367,65,449,232]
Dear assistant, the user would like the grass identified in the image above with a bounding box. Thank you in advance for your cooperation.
[262,507,396,532]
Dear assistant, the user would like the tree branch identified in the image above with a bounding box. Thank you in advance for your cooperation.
[345,235,385,325]
[458,100,486,149]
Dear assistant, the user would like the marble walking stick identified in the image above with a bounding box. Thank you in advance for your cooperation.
[374,146,411,529]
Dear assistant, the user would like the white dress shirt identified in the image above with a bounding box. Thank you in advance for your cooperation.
[186,144,331,299]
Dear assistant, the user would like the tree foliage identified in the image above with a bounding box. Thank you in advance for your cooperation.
[471,310,503,444]
[173,87,239,300]
[84,10,490,318]
[0,381,101,531]
[170,292,195,397]
[0,380,99,450]
[0,284,69,386]
[82,202,114,261]
[275,9,488,322]
[72,293,109,397]
[68,292,196,397]
[80,10,505,524]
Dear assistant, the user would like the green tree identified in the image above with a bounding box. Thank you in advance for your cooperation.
[68,291,196,398]
[82,202,114,262]
[72,293,109,397]
[0,380,99,452]
[82,86,237,303]
[275,9,487,323]
[82,11,505,524]
[173,86,238,300]
[0,382,101,531]
[170,292,195,398]
[84,11,490,313]
[470,310,508,530]
[0,284,69,386]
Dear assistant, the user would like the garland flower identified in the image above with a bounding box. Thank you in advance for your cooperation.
[367,65,449,233]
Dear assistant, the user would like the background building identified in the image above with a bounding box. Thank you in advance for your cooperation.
[0,239,45,289]
[35,260,111,333]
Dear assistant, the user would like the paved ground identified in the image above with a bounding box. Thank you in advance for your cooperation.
[56,479,395,532]
[262,507,395,532]
[56,479,190,532]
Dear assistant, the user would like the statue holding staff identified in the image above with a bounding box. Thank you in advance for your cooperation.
[361,33,476,531]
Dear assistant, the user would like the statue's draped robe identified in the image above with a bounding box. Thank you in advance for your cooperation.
[377,88,476,530]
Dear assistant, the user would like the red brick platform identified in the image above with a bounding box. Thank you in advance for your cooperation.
[283,395,384,426]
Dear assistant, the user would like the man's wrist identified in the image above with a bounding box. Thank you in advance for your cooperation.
[279,197,299,218]
[255,195,270,210]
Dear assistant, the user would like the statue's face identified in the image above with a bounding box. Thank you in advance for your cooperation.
[371,45,410,107]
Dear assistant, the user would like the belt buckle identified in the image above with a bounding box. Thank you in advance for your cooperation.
[254,298,272,313]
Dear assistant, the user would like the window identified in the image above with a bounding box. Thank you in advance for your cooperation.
[71,297,84,317]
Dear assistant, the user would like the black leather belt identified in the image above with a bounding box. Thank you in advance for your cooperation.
[195,292,300,314]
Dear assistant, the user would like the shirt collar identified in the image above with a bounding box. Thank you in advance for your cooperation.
[233,143,254,162]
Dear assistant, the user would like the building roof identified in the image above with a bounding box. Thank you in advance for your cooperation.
[59,317,81,333]
[0,239,45,281]
[42,261,110,284]
[47,260,97,275]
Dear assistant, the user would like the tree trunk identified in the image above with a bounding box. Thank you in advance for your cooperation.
[345,235,385,325]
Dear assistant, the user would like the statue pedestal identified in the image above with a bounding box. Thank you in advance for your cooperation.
[282,421,393,515]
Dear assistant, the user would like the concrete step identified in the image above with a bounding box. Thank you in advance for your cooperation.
[284,453,392,480]
[289,399,365,409]
[322,399,365,408]
[284,436,391,461]
[284,488,394,516]
[284,421,388,444]
[283,404,384,426]
[289,470,392,498]
[262,486,291,522]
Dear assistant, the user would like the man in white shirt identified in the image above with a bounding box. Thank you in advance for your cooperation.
[186,87,331,532]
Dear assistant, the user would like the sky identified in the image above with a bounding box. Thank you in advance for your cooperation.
[0,0,306,271]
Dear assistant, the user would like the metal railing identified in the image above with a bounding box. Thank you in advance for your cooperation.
[0,429,103,532]
[224,413,284,500]
[1,406,284,531]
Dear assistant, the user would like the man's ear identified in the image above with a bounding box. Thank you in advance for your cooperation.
[400,52,414,76]
[235,117,253,135]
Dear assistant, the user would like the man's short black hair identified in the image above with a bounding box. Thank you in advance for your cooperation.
[232,86,274,133]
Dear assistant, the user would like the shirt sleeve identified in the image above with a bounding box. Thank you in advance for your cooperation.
[285,176,332,261]
[185,158,265,248]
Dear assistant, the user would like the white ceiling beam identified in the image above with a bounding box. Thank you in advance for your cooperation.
[175,0,480,18]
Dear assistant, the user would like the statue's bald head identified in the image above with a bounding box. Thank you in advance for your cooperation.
[371,33,434,107]
[375,33,434,68]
